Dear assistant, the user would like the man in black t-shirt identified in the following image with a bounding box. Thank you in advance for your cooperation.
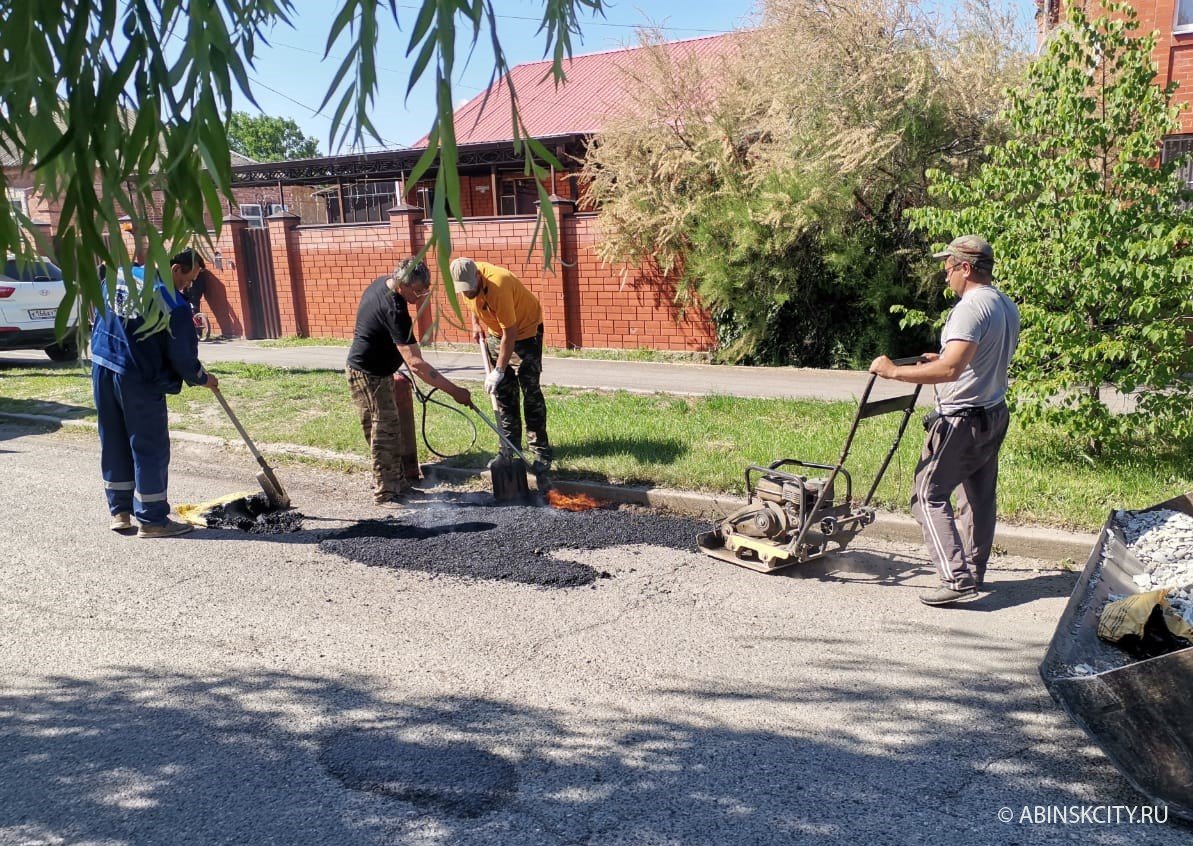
[346,259,471,505]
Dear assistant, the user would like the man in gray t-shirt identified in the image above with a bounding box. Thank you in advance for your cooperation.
[870,235,1020,607]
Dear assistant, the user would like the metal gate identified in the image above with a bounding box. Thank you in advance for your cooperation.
[239,227,281,339]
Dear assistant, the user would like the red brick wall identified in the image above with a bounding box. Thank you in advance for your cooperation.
[277,207,715,351]
[565,214,715,351]
[419,215,568,345]
[288,221,409,338]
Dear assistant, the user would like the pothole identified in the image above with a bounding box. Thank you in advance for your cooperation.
[319,730,517,818]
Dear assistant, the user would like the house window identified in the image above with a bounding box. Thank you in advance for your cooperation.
[1177,0,1193,32]
[1162,135,1193,190]
[332,181,396,224]
[415,186,432,218]
[6,188,28,217]
[239,203,265,228]
[499,176,538,216]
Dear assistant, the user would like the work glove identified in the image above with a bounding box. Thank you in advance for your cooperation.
[484,367,505,394]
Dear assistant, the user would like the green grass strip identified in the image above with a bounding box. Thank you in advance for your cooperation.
[2,360,1189,532]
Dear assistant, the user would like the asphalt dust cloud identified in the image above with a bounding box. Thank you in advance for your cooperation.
[319,491,710,588]
[319,729,517,818]
[201,492,305,535]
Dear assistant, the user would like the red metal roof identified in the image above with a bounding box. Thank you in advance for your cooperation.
[422,33,741,146]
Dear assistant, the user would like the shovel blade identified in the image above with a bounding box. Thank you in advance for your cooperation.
[488,454,531,503]
[256,469,290,510]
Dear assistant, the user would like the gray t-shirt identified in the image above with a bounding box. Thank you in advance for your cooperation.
[935,284,1020,413]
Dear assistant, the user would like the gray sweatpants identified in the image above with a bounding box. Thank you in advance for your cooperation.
[911,403,1010,590]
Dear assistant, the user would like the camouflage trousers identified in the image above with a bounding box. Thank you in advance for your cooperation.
[485,325,551,465]
[346,367,409,502]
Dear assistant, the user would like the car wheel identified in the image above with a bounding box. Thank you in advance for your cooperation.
[45,338,79,362]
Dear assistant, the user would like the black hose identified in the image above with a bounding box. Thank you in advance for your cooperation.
[401,365,478,459]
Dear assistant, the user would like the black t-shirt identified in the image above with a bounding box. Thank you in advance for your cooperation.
[346,275,415,376]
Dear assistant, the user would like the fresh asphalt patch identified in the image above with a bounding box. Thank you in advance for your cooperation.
[201,492,306,534]
[318,491,712,587]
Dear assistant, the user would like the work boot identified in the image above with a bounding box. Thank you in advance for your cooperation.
[530,458,552,491]
[920,585,978,607]
[109,512,133,532]
[137,518,194,539]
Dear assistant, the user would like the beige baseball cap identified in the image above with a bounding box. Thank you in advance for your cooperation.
[932,235,994,269]
[449,257,479,293]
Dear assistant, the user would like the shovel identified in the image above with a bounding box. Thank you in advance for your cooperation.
[477,341,531,502]
[211,387,291,509]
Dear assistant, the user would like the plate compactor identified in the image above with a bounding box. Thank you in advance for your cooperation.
[697,358,926,573]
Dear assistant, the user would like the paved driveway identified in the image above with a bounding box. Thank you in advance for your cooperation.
[0,423,1186,845]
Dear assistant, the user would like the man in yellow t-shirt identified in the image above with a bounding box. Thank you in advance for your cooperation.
[450,257,551,473]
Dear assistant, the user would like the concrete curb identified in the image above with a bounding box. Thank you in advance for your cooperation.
[3,410,1097,562]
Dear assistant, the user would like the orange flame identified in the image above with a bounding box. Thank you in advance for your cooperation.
[546,490,607,512]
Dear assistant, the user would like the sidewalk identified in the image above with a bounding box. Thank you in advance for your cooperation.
[0,339,1136,410]
[157,339,930,405]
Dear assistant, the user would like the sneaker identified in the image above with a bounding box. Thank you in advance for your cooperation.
[109,512,133,532]
[137,518,194,539]
[920,586,978,606]
[531,459,552,476]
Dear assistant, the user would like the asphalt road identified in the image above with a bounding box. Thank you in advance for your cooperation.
[2,421,1188,845]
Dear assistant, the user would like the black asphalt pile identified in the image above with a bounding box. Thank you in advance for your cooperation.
[318,493,711,588]
[202,493,305,535]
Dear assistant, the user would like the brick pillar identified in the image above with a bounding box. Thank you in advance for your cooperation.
[223,214,253,338]
[389,203,433,341]
[538,195,578,348]
[267,210,306,337]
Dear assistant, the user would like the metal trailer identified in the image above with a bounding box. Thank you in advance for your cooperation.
[1039,490,1193,820]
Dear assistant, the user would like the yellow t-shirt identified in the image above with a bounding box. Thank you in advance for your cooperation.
[464,261,543,341]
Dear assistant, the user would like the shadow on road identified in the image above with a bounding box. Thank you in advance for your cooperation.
[778,546,1082,611]
[1,665,1186,846]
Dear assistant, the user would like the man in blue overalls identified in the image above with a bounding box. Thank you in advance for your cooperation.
[91,249,219,537]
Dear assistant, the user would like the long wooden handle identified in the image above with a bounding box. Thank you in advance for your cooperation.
[212,386,267,466]
[479,339,500,413]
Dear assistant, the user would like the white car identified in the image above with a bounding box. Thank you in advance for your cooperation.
[0,255,79,361]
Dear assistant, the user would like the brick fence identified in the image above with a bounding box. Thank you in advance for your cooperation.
[200,200,717,352]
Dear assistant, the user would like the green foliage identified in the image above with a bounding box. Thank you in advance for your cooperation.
[0,0,604,333]
[910,3,1193,452]
[227,111,320,161]
[686,173,939,366]
[582,0,1027,365]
